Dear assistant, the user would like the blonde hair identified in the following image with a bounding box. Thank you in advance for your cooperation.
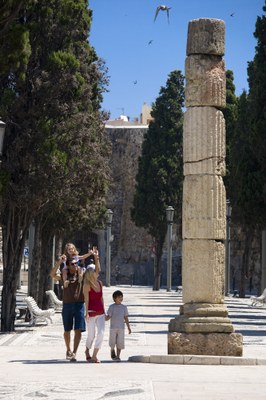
[64,242,79,257]
[84,268,98,289]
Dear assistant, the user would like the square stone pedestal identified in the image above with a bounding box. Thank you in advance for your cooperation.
[168,331,243,356]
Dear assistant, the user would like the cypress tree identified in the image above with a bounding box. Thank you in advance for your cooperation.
[131,70,184,290]
[223,70,238,186]
[0,0,109,331]
[225,3,266,296]
[247,0,266,227]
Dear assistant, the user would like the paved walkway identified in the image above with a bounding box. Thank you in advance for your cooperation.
[0,285,266,399]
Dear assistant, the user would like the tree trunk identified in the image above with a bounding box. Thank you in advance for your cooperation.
[239,227,253,298]
[153,240,163,290]
[55,236,63,258]
[38,226,53,309]
[30,214,54,309]
[1,209,29,332]
[53,236,63,299]
[153,255,161,290]
[29,217,41,301]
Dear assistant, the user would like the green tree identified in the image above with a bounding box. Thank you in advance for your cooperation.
[131,70,184,290]
[247,0,266,226]
[0,1,32,80]
[226,3,266,297]
[0,0,109,331]
[223,70,238,187]
[227,91,256,296]
[224,3,266,297]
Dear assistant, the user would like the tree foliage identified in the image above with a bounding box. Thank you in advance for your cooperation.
[223,70,238,180]
[0,0,110,331]
[0,1,32,79]
[228,2,266,229]
[227,91,260,296]
[247,0,266,227]
[131,70,184,290]
[225,2,266,296]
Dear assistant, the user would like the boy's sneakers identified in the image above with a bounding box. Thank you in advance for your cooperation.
[111,349,116,360]
[114,356,121,362]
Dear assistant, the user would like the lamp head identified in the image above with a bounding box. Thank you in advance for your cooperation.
[166,206,174,223]
[106,209,113,224]
[226,199,232,217]
[0,119,6,155]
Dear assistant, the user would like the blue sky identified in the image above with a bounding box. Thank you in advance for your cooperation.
[89,0,264,120]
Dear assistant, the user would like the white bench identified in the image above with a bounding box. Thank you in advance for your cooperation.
[45,290,62,311]
[15,307,27,319]
[250,288,266,306]
[24,296,54,326]
[175,286,183,295]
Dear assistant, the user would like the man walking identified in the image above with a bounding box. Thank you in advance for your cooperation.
[50,248,100,361]
[61,258,85,361]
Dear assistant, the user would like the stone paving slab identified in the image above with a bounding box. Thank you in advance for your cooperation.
[1,285,266,399]
[0,380,155,400]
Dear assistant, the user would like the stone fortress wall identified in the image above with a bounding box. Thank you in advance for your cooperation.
[104,114,182,287]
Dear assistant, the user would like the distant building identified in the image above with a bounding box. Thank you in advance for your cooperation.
[105,115,148,129]
[140,102,153,125]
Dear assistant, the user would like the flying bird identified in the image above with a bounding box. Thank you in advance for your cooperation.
[133,80,137,85]
[230,12,235,17]
[154,5,171,24]
[148,40,153,45]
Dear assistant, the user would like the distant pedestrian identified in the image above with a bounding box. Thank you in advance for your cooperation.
[83,255,105,363]
[105,290,131,361]
[115,265,121,284]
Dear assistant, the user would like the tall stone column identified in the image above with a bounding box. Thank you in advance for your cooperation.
[168,18,243,356]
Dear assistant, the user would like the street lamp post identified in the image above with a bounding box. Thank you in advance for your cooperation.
[0,119,5,284]
[0,119,6,155]
[225,200,232,296]
[106,209,113,287]
[166,206,174,292]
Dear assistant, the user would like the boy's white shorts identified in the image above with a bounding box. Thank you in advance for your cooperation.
[109,328,125,349]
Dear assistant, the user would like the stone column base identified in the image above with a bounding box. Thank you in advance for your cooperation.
[168,331,243,356]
